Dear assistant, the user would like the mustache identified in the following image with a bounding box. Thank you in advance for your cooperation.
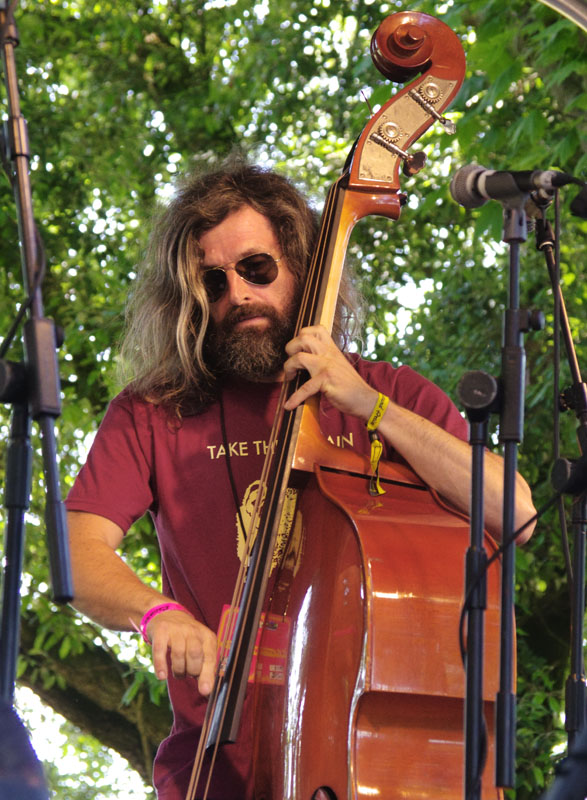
[216,303,282,333]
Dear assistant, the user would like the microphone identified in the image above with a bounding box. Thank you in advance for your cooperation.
[450,163,580,209]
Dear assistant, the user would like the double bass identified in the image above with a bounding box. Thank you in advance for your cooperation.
[189,11,503,800]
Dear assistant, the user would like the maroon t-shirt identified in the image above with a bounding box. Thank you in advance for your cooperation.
[66,358,467,799]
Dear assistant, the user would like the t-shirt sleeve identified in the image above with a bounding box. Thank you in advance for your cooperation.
[390,365,468,441]
[65,394,155,533]
[356,359,468,443]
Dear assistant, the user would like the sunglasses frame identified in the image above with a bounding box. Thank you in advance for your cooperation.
[202,252,282,303]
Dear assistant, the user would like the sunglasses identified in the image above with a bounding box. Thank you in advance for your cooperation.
[202,253,282,303]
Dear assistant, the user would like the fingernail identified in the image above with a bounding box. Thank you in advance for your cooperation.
[157,670,166,680]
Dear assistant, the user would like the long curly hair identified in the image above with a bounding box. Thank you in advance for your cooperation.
[119,158,362,415]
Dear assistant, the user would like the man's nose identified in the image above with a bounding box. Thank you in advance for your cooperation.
[223,269,251,305]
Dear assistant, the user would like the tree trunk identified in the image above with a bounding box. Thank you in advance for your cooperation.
[18,613,173,784]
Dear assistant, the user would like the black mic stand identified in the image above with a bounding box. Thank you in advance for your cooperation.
[456,191,544,799]
[494,198,545,790]
[458,190,546,791]
[534,212,587,750]
[0,4,73,712]
[458,371,500,800]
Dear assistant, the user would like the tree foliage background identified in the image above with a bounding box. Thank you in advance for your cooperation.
[0,0,585,797]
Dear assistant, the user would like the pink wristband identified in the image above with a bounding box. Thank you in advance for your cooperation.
[139,602,191,644]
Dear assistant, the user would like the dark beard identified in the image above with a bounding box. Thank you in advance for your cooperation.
[205,300,298,382]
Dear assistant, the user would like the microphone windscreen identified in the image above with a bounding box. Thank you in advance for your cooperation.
[450,164,487,208]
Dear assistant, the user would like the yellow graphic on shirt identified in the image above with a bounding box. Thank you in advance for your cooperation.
[236,480,302,575]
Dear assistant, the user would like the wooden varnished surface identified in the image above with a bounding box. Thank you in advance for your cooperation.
[252,463,502,799]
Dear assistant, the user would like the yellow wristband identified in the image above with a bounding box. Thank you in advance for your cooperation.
[366,393,389,496]
[366,393,389,432]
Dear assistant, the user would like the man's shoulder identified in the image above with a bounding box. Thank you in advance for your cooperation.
[106,387,150,418]
[104,387,181,431]
[104,387,228,443]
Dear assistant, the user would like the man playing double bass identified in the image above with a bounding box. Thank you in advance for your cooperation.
[66,159,536,799]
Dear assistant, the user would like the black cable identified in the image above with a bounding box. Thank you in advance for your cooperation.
[458,495,559,665]
[218,388,248,543]
[460,496,559,798]
[0,226,47,359]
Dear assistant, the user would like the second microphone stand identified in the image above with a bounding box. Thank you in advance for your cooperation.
[459,193,544,800]
[535,213,587,749]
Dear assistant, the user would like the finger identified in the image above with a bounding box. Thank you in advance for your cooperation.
[151,633,171,681]
[283,352,309,380]
[285,337,310,358]
[197,630,218,696]
[297,324,328,341]
[284,375,322,410]
[286,327,329,357]
[283,348,326,378]
[149,611,200,681]
[169,639,188,678]
[184,626,216,680]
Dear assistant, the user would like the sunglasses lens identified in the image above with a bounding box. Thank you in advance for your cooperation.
[203,269,227,303]
[237,253,278,285]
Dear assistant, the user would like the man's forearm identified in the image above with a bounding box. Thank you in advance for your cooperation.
[67,510,218,691]
[68,511,169,631]
[70,538,170,631]
[377,401,536,542]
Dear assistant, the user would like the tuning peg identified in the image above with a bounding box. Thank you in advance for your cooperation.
[403,151,426,176]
